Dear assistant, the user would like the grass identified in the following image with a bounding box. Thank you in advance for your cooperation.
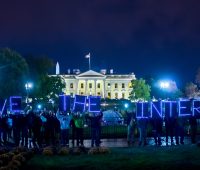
[23,145,200,170]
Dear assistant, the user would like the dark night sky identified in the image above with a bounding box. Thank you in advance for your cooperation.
[0,0,200,88]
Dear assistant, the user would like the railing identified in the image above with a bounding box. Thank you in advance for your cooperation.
[68,117,200,139]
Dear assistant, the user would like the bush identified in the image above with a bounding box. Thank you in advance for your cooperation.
[88,147,111,155]
[12,154,26,163]
[58,147,70,156]
[42,147,54,156]
[72,147,82,155]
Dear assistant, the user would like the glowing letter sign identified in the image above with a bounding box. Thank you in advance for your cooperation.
[178,99,192,117]
[0,99,7,116]
[59,95,71,112]
[150,101,162,118]
[192,100,200,118]
[73,95,87,112]
[164,101,177,118]
[10,96,22,113]
[136,102,149,118]
[88,96,101,113]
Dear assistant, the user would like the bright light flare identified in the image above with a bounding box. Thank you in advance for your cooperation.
[124,103,129,108]
[160,81,170,89]
[25,82,33,89]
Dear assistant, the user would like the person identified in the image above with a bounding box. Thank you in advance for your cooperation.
[19,110,29,148]
[126,111,137,146]
[137,117,148,146]
[151,117,163,146]
[86,111,103,147]
[0,113,8,146]
[40,110,47,146]
[70,117,76,147]
[189,115,197,144]
[26,109,34,148]
[52,112,61,146]
[175,116,186,145]
[73,112,85,147]
[7,113,13,142]
[56,109,72,147]
[42,110,56,146]
[165,116,175,146]
[32,111,42,148]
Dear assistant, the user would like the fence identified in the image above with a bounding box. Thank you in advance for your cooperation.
[68,117,200,139]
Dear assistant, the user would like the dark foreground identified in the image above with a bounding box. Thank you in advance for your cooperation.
[22,145,200,170]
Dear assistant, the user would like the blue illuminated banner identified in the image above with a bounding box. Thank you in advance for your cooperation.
[0,98,7,116]
[136,99,200,118]
[59,95,71,112]
[164,101,177,118]
[192,100,200,118]
[10,96,22,113]
[150,101,162,118]
[1,94,200,119]
[136,102,149,118]
[73,95,87,112]
[88,96,101,113]
[178,100,192,117]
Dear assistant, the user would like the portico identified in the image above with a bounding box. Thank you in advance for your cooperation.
[61,69,135,99]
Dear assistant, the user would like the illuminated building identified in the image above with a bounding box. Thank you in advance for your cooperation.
[56,67,135,99]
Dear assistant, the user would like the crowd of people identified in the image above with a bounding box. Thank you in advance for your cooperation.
[126,111,198,146]
[0,107,103,148]
[0,107,199,149]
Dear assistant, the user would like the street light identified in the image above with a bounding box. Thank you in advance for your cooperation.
[124,103,129,109]
[37,104,42,110]
[160,81,170,89]
[25,82,33,104]
[159,81,170,100]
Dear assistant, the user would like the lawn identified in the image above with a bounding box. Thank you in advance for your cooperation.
[23,145,200,170]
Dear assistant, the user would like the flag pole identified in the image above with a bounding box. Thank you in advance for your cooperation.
[89,53,91,70]
[85,53,91,70]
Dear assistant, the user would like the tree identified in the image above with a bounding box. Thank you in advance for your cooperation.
[168,89,183,100]
[0,48,28,98]
[129,78,151,101]
[161,81,183,100]
[25,56,65,108]
[148,78,183,100]
[35,75,65,104]
[25,55,54,80]
[195,67,200,88]
[185,82,199,98]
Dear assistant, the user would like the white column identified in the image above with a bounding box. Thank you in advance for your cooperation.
[94,80,97,96]
[103,80,105,98]
[85,80,88,95]
[76,80,79,95]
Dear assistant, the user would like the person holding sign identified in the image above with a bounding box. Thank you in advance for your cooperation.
[86,111,103,147]
[126,111,137,146]
[56,109,72,147]
[73,112,85,147]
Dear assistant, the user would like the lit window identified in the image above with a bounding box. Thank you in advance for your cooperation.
[70,83,73,88]
[108,92,111,98]
[89,83,92,88]
[115,83,118,88]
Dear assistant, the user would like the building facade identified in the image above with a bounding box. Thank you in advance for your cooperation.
[59,69,135,99]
